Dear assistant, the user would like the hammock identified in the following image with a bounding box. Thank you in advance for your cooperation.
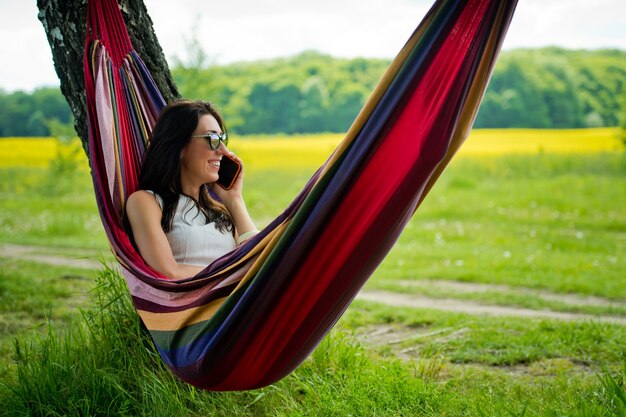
[84,0,517,391]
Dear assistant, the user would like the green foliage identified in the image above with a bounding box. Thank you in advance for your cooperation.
[475,48,626,129]
[173,50,385,135]
[175,47,626,134]
[46,118,78,144]
[0,87,72,136]
[2,48,625,135]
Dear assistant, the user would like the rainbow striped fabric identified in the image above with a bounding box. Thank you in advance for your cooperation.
[84,0,517,390]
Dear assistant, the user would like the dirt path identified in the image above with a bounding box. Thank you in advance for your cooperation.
[3,243,625,325]
[392,279,625,308]
[1,243,107,270]
[356,291,626,325]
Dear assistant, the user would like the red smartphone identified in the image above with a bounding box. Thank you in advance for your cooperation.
[216,154,242,190]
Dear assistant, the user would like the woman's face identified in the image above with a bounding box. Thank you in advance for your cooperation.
[180,113,227,187]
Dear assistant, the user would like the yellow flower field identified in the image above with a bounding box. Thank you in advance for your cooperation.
[0,137,64,168]
[461,128,622,155]
[0,128,621,171]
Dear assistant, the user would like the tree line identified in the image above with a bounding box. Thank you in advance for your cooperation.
[0,47,624,137]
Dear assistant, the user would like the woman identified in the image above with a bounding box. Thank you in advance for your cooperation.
[125,100,258,279]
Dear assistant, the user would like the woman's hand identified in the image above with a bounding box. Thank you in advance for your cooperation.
[211,151,245,207]
[210,150,257,243]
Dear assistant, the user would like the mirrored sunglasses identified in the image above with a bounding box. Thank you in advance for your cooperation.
[191,132,229,150]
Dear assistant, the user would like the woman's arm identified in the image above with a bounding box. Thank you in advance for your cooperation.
[212,151,258,245]
[125,190,205,279]
[225,196,258,245]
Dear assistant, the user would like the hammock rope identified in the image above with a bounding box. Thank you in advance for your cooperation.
[84,0,517,391]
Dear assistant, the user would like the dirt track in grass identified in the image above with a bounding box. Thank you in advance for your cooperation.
[3,242,625,325]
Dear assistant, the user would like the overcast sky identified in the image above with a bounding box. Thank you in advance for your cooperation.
[1,0,625,92]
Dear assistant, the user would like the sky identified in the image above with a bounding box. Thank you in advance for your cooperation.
[0,0,625,92]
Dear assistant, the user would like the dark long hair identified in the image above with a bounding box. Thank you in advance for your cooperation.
[138,99,234,234]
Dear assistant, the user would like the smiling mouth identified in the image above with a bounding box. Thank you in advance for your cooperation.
[208,161,220,167]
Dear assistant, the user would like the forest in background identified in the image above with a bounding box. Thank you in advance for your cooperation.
[0,47,624,137]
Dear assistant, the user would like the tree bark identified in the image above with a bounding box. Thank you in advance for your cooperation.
[36,0,179,157]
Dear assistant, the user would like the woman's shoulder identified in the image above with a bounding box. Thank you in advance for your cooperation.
[127,189,163,212]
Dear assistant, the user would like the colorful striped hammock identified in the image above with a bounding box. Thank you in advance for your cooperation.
[84,0,517,391]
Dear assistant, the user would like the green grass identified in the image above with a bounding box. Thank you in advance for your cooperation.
[1,266,625,417]
[0,166,108,250]
[1,153,622,295]
[0,267,440,416]
[373,152,626,298]
[344,301,626,366]
[0,257,95,367]
[1,146,625,415]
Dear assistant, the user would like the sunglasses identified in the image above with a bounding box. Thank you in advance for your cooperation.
[191,132,229,150]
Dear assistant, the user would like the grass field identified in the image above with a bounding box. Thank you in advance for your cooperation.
[0,130,625,416]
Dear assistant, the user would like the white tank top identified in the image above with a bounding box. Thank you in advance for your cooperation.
[147,191,236,266]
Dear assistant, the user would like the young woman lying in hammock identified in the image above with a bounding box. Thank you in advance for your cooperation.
[125,100,258,279]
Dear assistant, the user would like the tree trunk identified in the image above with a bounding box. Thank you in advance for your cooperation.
[36,0,179,157]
